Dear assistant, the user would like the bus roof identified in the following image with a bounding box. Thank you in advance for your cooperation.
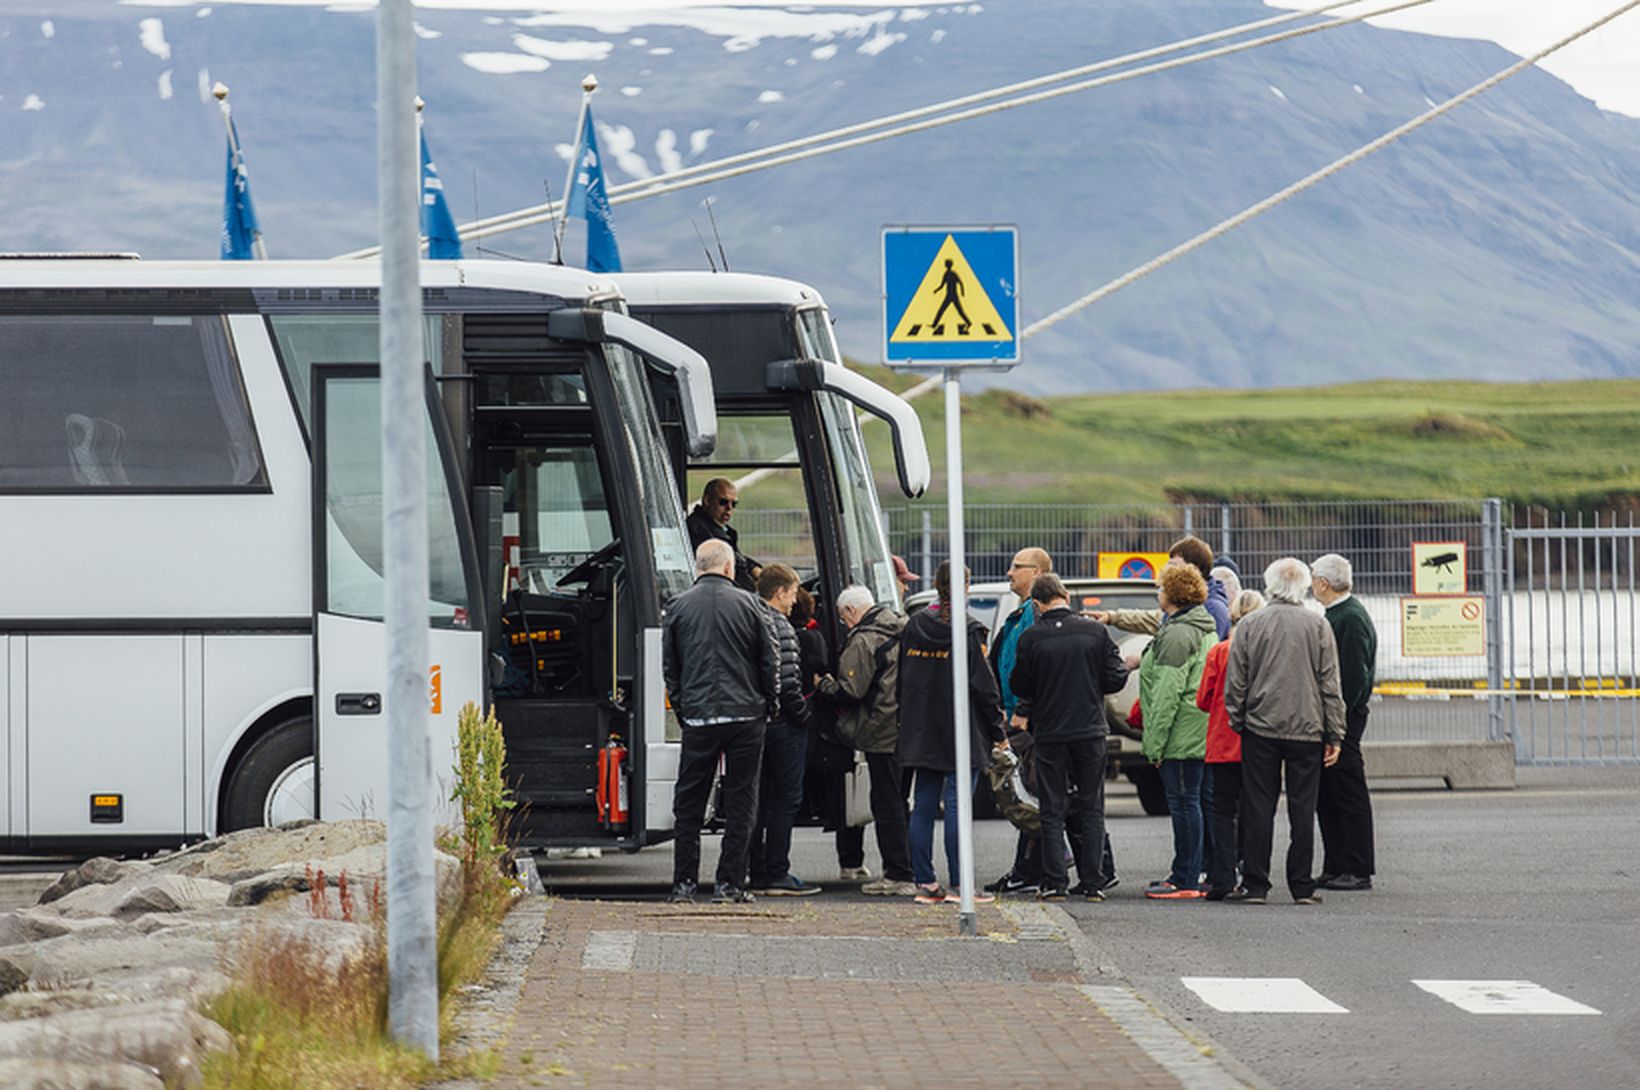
[0,259,622,300]
[612,271,826,310]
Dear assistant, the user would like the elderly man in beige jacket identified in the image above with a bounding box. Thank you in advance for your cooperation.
[1225,557,1345,906]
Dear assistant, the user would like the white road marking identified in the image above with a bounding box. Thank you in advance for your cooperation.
[1413,979,1601,1015]
[1182,977,1350,1014]
[581,930,637,972]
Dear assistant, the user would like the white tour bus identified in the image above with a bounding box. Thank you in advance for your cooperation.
[0,258,717,853]
[617,272,930,645]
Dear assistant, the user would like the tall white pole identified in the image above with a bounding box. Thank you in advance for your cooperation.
[553,75,597,264]
[945,369,977,937]
[378,0,438,1059]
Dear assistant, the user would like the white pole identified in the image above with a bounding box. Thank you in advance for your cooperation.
[378,0,438,1059]
[212,83,267,260]
[945,369,977,937]
[553,75,597,264]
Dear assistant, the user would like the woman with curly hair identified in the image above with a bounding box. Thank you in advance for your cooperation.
[1138,562,1219,900]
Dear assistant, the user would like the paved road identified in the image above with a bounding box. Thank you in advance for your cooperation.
[1062,768,1640,1090]
[536,770,1640,1089]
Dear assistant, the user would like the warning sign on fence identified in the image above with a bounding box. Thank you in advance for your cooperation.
[1401,595,1485,657]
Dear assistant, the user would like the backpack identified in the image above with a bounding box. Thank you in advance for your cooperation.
[986,732,1042,835]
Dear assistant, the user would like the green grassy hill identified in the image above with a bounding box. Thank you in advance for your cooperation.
[846,374,1640,512]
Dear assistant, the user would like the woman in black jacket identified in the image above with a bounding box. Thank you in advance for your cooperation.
[896,561,1008,905]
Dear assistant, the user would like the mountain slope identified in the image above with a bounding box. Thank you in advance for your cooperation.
[5,1,1640,395]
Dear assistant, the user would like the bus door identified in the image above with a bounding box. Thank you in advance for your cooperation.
[460,313,697,848]
[310,364,485,825]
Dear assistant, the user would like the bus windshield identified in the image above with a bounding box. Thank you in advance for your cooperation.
[604,342,695,600]
[818,391,899,607]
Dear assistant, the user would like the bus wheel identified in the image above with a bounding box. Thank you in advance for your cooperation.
[1126,764,1171,817]
[222,716,316,832]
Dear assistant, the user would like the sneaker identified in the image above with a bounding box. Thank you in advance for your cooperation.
[1293,893,1325,905]
[983,872,1040,896]
[945,888,995,905]
[1067,881,1106,902]
[1144,881,1205,900]
[711,883,754,904]
[1097,874,1120,893]
[861,878,919,896]
[667,880,697,904]
[1036,886,1069,902]
[755,875,820,897]
[1226,888,1267,904]
[913,883,948,905]
[1204,887,1234,902]
[1321,874,1372,892]
[838,866,872,882]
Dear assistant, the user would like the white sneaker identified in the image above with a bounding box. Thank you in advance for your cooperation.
[839,866,872,881]
[861,878,918,896]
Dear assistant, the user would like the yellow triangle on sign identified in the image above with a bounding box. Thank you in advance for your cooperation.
[889,234,1013,344]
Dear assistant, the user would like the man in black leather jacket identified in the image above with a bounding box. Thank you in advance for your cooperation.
[747,563,819,897]
[663,539,780,903]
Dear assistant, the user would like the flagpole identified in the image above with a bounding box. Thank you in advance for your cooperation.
[553,74,597,265]
[212,82,266,260]
[415,95,427,258]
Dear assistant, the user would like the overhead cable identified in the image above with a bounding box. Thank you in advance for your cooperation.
[1019,0,1640,340]
[335,0,1425,258]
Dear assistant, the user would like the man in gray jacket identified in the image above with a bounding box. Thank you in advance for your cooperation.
[1225,557,1345,905]
[663,539,780,904]
[817,586,915,895]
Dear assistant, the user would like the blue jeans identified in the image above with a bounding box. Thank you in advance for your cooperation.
[909,767,981,887]
[1159,759,1205,889]
[747,721,809,886]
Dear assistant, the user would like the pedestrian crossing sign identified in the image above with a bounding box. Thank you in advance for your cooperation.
[882,226,1018,366]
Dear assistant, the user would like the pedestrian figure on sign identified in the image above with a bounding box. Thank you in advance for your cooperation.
[931,259,971,335]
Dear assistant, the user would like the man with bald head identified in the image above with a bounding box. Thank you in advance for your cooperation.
[663,539,780,904]
[686,477,758,590]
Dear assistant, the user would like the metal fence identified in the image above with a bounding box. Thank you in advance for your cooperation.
[733,497,1640,765]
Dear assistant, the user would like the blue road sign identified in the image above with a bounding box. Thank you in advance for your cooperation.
[882,226,1018,366]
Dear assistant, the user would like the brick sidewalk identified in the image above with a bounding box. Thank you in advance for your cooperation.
[483,897,1188,1089]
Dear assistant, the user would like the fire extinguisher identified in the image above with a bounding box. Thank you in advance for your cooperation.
[597,735,629,832]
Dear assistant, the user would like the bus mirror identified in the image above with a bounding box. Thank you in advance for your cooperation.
[765,358,825,392]
[546,307,606,344]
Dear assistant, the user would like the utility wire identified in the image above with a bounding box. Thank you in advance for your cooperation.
[1020,0,1640,341]
[335,0,1425,258]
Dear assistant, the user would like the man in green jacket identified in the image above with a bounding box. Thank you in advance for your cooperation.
[1312,553,1378,892]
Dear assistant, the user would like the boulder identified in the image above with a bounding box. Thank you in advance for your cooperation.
[0,998,228,1088]
[114,877,231,918]
[0,990,137,1022]
[0,1058,164,1090]
[149,820,385,883]
[21,928,219,993]
[35,858,133,906]
[0,913,72,947]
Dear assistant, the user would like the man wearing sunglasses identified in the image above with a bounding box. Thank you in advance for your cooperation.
[686,477,759,590]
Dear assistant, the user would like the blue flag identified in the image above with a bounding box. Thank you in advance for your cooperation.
[220,118,261,260]
[420,127,463,260]
[564,108,622,273]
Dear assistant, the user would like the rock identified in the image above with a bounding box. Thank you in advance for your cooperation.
[148,819,385,883]
[0,958,28,997]
[0,1058,164,1090]
[36,858,132,906]
[0,990,137,1022]
[224,870,308,908]
[0,912,72,947]
[0,998,228,1088]
[22,928,219,993]
[114,877,231,918]
[43,882,142,920]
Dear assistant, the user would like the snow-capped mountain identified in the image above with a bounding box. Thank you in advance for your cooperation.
[6,0,1640,394]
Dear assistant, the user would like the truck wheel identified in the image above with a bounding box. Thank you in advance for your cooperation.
[1126,764,1171,817]
[222,716,315,832]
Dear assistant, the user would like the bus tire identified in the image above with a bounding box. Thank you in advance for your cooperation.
[1126,764,1171,817]
[222,716,315,832]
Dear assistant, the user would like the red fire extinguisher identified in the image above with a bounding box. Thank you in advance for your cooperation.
[597,735,629,832]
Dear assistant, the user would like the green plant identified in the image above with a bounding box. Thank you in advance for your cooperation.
[449,702,516,880]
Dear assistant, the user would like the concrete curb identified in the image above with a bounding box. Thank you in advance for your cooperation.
[424,894,551,1089]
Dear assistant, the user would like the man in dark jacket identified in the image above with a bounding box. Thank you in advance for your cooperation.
[1010,573,1129,901]
[816,585,915,895]
[984,546,1052,896]
[663,539,780,904]
[1312,553,1378,892]
[684,478,757,590]
[747,563,819,897]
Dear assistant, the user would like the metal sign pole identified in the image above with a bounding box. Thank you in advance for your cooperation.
[945,367,977,936]
[378,0,438,1059]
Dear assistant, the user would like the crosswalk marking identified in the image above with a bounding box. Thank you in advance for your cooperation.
[1181,977,1349,1014]
[1412,979,1602,1015]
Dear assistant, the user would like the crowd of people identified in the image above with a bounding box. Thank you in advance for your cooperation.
[663,478,1379,907]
